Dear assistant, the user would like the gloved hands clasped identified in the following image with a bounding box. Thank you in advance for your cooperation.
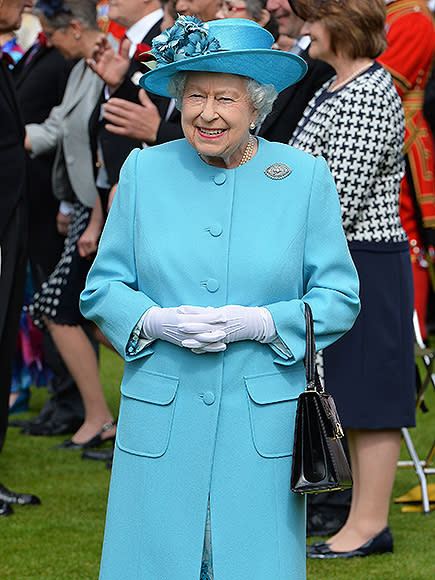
[142,305,277,354]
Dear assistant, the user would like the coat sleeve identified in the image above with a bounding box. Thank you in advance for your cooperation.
[377,9,435,97]
[26,100,63,156]
[80,148,158,360]
[265,156,360,365]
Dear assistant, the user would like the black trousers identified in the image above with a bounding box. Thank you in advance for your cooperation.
[0,199,28,452]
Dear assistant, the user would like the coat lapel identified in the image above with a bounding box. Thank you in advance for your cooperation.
[142,19,163,46]
[13,45,46,87]
[61,59,89,115]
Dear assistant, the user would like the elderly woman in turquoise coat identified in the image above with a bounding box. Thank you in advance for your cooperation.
[80,16,360,580]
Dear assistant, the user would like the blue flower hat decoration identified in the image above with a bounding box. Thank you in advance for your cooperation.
[150,16,221,67]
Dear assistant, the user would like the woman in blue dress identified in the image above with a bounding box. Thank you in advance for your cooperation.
[80,16,360,580]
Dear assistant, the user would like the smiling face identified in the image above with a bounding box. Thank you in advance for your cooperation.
[301,18,332,63]
[181,72,258,169]
[266,0,303,37]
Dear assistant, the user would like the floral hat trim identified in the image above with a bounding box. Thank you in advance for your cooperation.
[143,15,221,70]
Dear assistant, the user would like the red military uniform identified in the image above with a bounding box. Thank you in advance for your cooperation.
[97,0,126,41]
[378,0,435,339]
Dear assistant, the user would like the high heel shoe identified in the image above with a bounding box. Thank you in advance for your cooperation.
[53,420,116,450]
[307,526,393,559]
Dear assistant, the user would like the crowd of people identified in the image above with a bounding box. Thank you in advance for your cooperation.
[1,0,435,578]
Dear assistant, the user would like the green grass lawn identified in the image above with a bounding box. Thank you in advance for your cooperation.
[1,346,434,579]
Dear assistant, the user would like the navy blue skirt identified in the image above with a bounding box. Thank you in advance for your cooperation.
[323,241,416,429]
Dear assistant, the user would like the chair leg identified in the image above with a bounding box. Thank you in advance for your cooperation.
[400,427,431,514]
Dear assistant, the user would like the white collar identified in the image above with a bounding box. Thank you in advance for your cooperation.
[125,9,163,58]
[294,35,311,51]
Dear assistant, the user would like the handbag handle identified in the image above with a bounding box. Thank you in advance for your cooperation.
[304,303,324,393]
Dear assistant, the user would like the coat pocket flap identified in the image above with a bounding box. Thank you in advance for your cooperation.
[244,369,302,405]
[121,370,179,405]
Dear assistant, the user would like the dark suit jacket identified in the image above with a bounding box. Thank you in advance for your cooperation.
[0,59,28,240]
[424,61,435,137]
[259,50,334,143]
[154,105,183,145]
[13,45,73,275]
[89,19,181,187]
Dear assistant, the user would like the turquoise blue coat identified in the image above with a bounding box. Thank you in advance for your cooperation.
[80,137,360,580]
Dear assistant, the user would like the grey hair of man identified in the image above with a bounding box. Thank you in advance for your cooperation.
[168,71,278,124]
[35,0,98,29]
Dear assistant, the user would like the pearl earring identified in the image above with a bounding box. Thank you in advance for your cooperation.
[249,122,256,130]
[74,33,81,40]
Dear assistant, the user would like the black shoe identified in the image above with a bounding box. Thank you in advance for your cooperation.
[0,500,13,516]
[82,448,114,461]
[307,541,328,553]
[9,418,31,427]
[21,417,83,436]
[9,401,55,428]
[0,483,41,506]
[54,420,116,450]
[307,526,394,559]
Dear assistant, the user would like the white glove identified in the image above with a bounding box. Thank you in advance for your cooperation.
[179,305,277,349]
[142,306,227,352]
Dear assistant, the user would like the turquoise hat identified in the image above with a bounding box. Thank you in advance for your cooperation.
[140,17,307,97]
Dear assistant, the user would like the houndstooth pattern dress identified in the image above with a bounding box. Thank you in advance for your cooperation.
[27,201,91,329]
[290,62,415,429]
[290,62,406,245]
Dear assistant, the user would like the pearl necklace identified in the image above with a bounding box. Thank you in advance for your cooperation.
[238,135,256,167]
[327,62,373,93]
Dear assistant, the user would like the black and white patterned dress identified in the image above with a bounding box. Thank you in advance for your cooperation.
[290,62,415,429]
[27,201,92,329]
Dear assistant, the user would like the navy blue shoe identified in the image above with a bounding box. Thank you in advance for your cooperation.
[307,541,328,553]
[307,526,393,559]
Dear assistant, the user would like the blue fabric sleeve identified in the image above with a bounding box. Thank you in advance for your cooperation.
[80,149,158,361]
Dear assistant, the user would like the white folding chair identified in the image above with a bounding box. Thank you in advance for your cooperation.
[397,311,435,514]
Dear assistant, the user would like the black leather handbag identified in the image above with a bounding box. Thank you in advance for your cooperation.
[290,303,353,494]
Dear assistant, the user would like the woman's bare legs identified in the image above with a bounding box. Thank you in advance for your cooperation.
[92,324,117,353]
[326,428,402,552]
[45,318,115,443]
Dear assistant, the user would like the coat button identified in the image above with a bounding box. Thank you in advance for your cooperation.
[205,278,219,292]
[207,224,223,237]
[213,172,226,185]
[203,392,215,405]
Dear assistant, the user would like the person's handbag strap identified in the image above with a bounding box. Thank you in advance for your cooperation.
[304,303,324,393]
